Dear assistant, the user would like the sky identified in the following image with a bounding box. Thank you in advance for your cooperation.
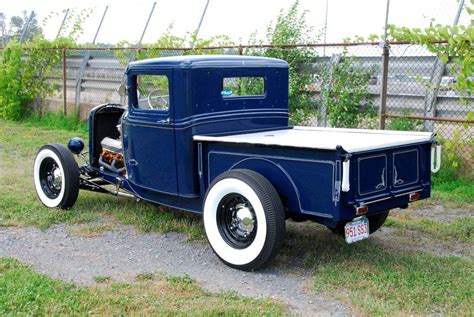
[1,0,470,45]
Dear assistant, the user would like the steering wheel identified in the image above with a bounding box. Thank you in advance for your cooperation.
[147,89,169,110]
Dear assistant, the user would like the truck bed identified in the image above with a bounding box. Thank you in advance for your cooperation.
[193,126,434,153]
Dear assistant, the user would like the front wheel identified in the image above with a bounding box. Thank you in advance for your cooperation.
[203,169,285,271]
[34,144,79,209]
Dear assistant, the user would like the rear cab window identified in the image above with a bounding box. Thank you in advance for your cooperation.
[221,77,265,98]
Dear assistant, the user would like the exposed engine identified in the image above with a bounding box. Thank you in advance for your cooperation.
[99,124,126,174]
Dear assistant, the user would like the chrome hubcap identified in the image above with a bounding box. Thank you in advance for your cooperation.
[40,158,62,199]
[217,193,258,249]
[234,203,255,234]
[52,168,62,189]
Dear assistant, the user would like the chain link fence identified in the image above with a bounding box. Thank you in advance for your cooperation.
[34,43,473,172]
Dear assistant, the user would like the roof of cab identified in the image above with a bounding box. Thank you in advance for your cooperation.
[127,55,288,72]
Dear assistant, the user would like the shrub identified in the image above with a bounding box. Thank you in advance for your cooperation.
[0,34,79,121]
[320,52,375,128]
[387,110,424,131]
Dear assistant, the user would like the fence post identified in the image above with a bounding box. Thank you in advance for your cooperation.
[379,42,389,130]
[62,48,67,116]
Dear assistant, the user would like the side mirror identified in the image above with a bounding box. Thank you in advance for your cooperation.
[118,84,128,97]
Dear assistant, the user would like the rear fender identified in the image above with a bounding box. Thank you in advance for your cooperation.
[229,158,301,216]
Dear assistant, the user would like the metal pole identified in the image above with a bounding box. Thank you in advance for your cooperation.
[192,0,210,48]
[118,2,157,105]
[75,6,109,110]
[19,11,35,43]
[379,0,390,130]
[56,9,70,39]
[92,6,108,45]
[383,0,390,40]
[62,48,67,115]
[422,0,464,131]
[137,2,156,48]
[322,0,329,57]
[0,13,5,47]
[453,0,465,24]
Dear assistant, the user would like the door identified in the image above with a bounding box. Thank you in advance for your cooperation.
[122,70,178,195]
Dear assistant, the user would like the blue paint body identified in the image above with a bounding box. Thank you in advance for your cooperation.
[87,55,433,228]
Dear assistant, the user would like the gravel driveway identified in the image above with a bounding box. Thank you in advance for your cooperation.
[0,223,349,316]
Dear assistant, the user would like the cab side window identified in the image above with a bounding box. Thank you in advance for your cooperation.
[136,74,170,111]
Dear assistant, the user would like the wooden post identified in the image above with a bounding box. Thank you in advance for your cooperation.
[379,44,389,130]
[379,0,390,130]
[62,48,67,116]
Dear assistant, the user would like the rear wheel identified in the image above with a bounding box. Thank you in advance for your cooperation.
[203,169,285,271]
[34,144,79,209]
[329,210,390,237]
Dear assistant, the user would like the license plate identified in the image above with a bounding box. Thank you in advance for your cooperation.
[344,217,369,244]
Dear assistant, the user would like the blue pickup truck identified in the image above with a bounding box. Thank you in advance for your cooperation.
[34,55,441,270]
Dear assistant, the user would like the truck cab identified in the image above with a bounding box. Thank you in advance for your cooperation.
[34,55,441,270]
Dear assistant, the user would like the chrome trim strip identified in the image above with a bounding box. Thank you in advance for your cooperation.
[127,115,289,130]
[359,196,392,205]
[394,189,422,198]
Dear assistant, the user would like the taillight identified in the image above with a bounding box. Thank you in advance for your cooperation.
[356,205,368,215]
[409,192,421,202]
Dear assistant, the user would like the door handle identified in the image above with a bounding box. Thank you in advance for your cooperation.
[129,159,139,166]
[157,118,170,124]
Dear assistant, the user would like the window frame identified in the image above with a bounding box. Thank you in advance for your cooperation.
[220,76,267,100]
[131,73,172,114]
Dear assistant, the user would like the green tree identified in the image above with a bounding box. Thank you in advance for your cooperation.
[247,0,319,124]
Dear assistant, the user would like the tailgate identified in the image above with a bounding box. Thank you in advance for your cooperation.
[351,142,433,205]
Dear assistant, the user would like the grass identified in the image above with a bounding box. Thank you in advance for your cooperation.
[311,243,473,315]
[23,111,88,133]
[135,272,156,282]
[284,222,474,316]
[70,223,116,237]
[0,258,284,315]
[94,275,112,283]
[0,119,205,240]
[431,177,474,206]
[385,216,473,242]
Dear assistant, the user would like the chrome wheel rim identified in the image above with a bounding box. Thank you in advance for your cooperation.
[216,193,257,249]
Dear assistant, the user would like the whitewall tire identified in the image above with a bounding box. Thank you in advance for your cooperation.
[34,144,79,209]
[204,169,285,271]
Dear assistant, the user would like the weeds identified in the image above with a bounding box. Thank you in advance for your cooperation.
[0,258,284,315]
[24,111,88,133]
